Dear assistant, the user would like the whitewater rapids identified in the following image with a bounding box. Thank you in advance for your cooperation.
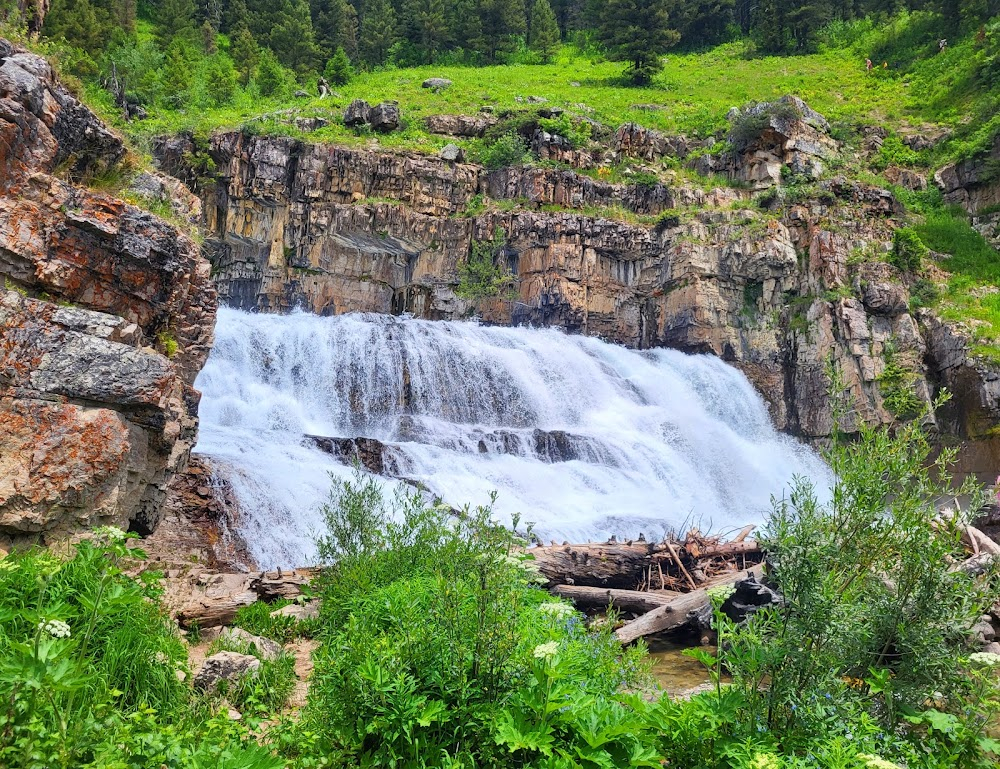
[194,307,830,568]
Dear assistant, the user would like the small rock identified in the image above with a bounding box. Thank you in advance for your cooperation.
[294,89,311,99]
[422,77,452,90]
[971,617,996,643]
[272,602,320,621]
[983,641,1000,654]
[721,574,783,623]
[193,651,261,692]
[439,143,463,162]
[220,627,283,661]
[526,96,548,104]
[227,706,242,720]
[570,81,580,87]
[537,106,564,118]
[198,625,224,643]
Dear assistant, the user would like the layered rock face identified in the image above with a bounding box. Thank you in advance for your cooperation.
[0,41,216,545]
[155,99,999,471]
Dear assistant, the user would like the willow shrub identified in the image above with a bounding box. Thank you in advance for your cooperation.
[666,389,1000,769]
[302,473,653,768]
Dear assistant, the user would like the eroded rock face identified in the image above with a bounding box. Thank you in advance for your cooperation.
[935,134,1000,215]
[0,40,216,546]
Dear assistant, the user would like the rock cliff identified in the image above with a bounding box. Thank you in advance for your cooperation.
[0,40,216,546]
[153,104,1000,473]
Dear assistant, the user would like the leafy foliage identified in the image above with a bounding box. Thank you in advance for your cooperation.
[891,227,928,272]
[456,226,518,300]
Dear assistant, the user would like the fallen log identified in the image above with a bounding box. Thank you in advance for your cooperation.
[615,564,764,644]
[530,543,659,589]
[953,553,999,577]
[551,585,681,614]
[175,568,317,628]
[690,540,761,559]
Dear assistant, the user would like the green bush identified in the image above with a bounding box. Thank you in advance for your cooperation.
[537,113,591,148]
[729,101,802,153]
[302,472,652,768]
[891,227,928,271]
[476,132,531,170]
[456,227,518,300]
[232,599,317,644]
[674,384,1000,768]
[324,47,352,86]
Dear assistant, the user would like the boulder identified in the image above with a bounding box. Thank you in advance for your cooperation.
[422,77,452,90]
[220,627,283,660]
[343,98,371,127]
[439,143,463,162]
[425,113,497,137]
[614,123,690,160]
[369,100,401,132]
[856,263,909,316]
[193,652,261,692]
[884,166,927,191]
[272,602,320,621]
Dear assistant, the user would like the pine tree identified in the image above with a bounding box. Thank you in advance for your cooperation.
[230,23,260,84]
[359,0,398,67]
[324,45,353,83]
[203,53,239,105]
[449,0,484,62]
[201,19,218,53]
[270,0,320,72]
[155,0,198,48]
[598,0,679,85]
[479,0,527,61]
[42,0,114,53]
[529,0,560,62]
[403,0,448,64]
[256,47,288,95]
[310,0,358,60]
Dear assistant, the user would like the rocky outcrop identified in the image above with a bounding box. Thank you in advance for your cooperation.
[0,40,216,546]
[935,135,1000,214]
[425,113,496,137]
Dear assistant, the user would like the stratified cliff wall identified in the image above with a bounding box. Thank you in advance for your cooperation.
[0,40,216,546]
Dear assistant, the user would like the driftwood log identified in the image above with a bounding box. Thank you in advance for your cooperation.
[531,543,661,589]
[614,565,764,644]
[176,569,315,628]
[551,585,680,614]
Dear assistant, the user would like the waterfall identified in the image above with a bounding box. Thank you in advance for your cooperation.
[194,307,830,568]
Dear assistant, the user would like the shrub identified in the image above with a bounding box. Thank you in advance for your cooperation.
[891,227,928,271]
[677,381,1000,768]
[537,113,591,148]
[256,48,287,97]
[876,353,923,419]
[456,226,518,300]
[324,46,352,86]
[302,472,653,768]
[476,131,530,170]
[729,101,802,152]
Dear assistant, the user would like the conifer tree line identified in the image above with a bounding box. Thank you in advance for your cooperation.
[25,0,1000,90]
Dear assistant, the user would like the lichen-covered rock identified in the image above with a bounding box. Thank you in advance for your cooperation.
[369,101,400,132]
[219,627,283,661]
[343,98,370,126]
[193,651,261,692]
[421,77,452,90]
[0,39,216,546]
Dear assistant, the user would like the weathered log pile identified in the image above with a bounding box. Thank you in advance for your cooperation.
[530,527,766,643]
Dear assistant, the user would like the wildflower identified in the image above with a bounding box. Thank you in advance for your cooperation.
[39,619,71,639]
[969,651,1000,667]
[95,526,127,544]
[538,602,574,619]
[706,584,736,603]
[857,755,904,769]
[533,641,559,659]
[153,651,170,664]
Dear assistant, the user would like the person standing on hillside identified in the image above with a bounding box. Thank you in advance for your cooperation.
[866,58,873,72]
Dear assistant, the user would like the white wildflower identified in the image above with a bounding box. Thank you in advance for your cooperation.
[39,619,71,639]
[969,651,1000,667]
[153,651,170,665]
[533,641,559,660]
[96,526,127,544]
[538,602,574,619]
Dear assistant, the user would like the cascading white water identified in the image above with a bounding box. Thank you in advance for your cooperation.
[195,307,830,568]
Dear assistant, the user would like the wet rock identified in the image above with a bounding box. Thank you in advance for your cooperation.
[306,435,392,474]
[720,573,783,623]
[193,652,261,692]
[422,77,452,90]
